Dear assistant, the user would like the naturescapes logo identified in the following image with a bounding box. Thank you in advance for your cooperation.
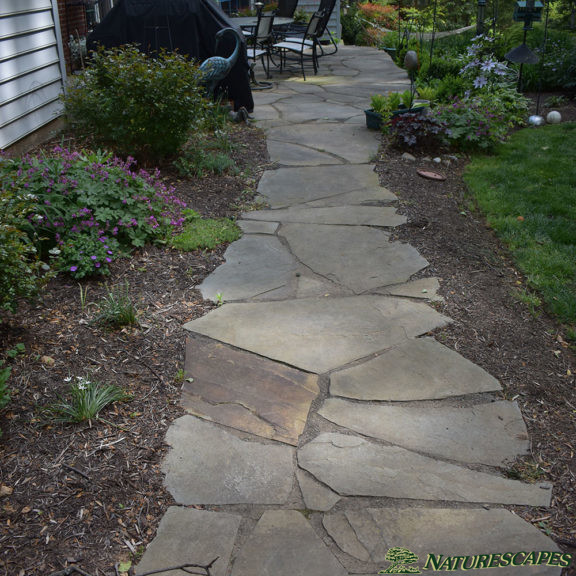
[379,547,573,573]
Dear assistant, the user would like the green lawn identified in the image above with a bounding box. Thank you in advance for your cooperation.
[464,122,576,329]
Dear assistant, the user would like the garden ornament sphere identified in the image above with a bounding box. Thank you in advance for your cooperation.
[404,50,419,71]
[528,115,545,126]
[546,111,562,124]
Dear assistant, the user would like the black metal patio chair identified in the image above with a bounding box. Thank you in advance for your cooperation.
[272,10,324,80]
[245,10,276,86]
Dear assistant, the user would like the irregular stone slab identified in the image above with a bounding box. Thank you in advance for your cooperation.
[267,140,343,166]
[163,416,295,504]
[296,469,341,511]
[294,273,352,299]
[304,187,398,208]
[257,165,390,208]
[377,277,444,301]
[135,507,241,576]
[230,510,347,576]
[184,296,450,374]
[323,508,562,575]
[280,224,428,294]
[298,433,551,506]
[197,235,299,302]
[183,337,318,445]
[267,123,380,165]
[319,398,529,466]
[331,338,501,401]
[271,98,362,124]
[245,206,406,227]
[237,220,279,234]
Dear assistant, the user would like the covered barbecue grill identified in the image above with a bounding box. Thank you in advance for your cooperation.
[87,0,254,111]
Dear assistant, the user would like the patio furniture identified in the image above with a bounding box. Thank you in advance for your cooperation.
[244,10,276,85]
[282,0,337,56]
[272,10,324,80]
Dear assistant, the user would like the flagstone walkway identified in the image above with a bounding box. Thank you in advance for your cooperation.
[136,47,561,576]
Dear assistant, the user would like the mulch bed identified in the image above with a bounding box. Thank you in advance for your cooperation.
[1,96,575,575]
[0,125,269,576]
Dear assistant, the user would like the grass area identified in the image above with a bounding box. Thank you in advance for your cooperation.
[170,209,241,251]
[464,123,576,329]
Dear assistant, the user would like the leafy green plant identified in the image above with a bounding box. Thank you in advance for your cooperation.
[0,158,51,314]
[0,361,11,437]
[63,45,206,164]
[44,375,130,424]
[390,112,447,148]
[512,287,542,317]
[1,148,186,279]
[93,283,138,329]
[170,209,241,251]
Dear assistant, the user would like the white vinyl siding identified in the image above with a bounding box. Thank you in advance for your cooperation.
[0,0,66,149]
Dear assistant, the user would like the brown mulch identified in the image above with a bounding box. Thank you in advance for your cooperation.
[0,124,269,576]
[1,95,575,575]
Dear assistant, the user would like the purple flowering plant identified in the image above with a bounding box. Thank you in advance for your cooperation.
[0,147,186,279]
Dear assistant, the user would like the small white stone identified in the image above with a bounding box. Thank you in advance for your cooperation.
[401,152,416,162]
[433,157,442,163]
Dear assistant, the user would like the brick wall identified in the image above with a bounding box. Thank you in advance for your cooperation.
[57,0,89,72]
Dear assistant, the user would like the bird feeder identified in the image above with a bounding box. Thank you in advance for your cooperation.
[513,0,544,28]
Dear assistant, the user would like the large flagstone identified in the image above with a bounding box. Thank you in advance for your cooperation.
[182,337,318,445]
[135,507,241,576]
[197,235,299,302]
[280,224,428,294]
[330,337,502,401]
[163,416,295,504]
[298,433,552,506]
[256,165,394,208]
[318,398,529,466]
[230,510,347,576]
[183,296,450,373]
[245,205,406,227]
[322,508,562,575]
[267,123,380,165]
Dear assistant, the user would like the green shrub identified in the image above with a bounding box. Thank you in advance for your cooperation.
[93,283,138,329]
[63,45,206,163]
[0,148,186,279]
[0,157,50,314]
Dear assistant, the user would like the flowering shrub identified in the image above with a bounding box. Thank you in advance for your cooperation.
[0,155,50,313]
[0,148,186,279]
[358,2,398,29]
[459,34,516,94]
[63,45,205,164]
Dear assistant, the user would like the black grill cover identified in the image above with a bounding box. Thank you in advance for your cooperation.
[87,0,254,112]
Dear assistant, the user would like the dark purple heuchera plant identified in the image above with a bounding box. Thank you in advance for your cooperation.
[0,147,186,278]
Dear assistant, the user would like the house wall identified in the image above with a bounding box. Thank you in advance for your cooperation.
[298,0,340,39]
[0,0,67,150]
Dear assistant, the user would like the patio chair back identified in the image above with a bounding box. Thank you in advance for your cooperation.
[253,10,276,45]
[316,0,337,37]
[277,0,299,18]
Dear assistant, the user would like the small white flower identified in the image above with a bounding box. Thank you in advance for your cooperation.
[64,376,72,382]
[48,247,61,256]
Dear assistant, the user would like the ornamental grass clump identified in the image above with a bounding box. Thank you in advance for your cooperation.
[44,376,131,424]
[0,147,186,279]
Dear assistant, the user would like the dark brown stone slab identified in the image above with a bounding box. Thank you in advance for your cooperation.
[183,337,319,446]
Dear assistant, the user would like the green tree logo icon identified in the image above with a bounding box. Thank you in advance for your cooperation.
[379,547,421,574]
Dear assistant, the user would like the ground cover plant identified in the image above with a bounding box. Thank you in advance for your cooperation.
[464,122,576,327]
[0,148,187,283]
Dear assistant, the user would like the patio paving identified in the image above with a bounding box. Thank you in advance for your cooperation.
[136,46,560,576]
